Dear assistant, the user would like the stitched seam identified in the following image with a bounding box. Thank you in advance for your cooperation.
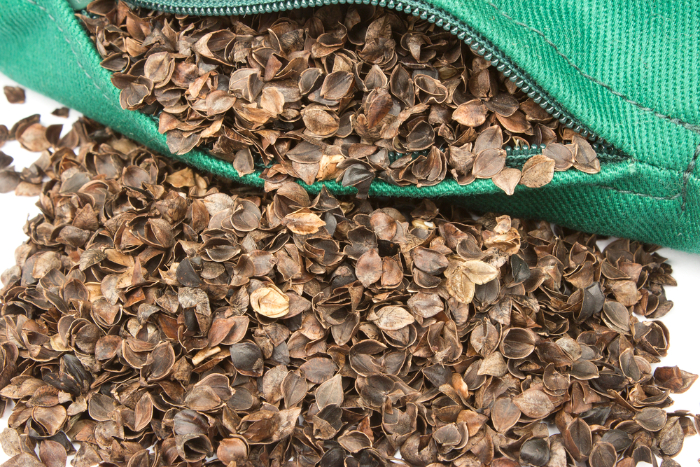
[17,0,700,210]
[595,185,681,201]
[487,1,700,134]
[606,156,698,179]
[487,1,700,212]
[24,0,114,105]
[681,143,700,209]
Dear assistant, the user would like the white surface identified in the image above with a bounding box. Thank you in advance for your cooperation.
[1,74,699,465]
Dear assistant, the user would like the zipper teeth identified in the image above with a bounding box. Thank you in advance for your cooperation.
[143,112,620,162]
[130,0,610,149]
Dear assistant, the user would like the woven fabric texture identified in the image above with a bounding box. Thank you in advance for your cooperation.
[0,0,698,252]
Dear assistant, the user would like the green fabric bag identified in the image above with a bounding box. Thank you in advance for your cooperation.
[1,0,699,251]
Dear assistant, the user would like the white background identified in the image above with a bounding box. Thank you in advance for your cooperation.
[0,73,698,465]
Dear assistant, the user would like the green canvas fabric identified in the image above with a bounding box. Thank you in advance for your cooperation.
[0,0,699,252]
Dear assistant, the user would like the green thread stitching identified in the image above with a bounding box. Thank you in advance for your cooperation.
[487,1,700,134]
[595,186,681,202]
[21,0,700,212]
[487,0,700,212]
[681,144,700,210]
[24,0,115,106]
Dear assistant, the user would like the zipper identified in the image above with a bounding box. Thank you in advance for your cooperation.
[138,110,621,168]
[505,144,622,166]
[129,0,613,152]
